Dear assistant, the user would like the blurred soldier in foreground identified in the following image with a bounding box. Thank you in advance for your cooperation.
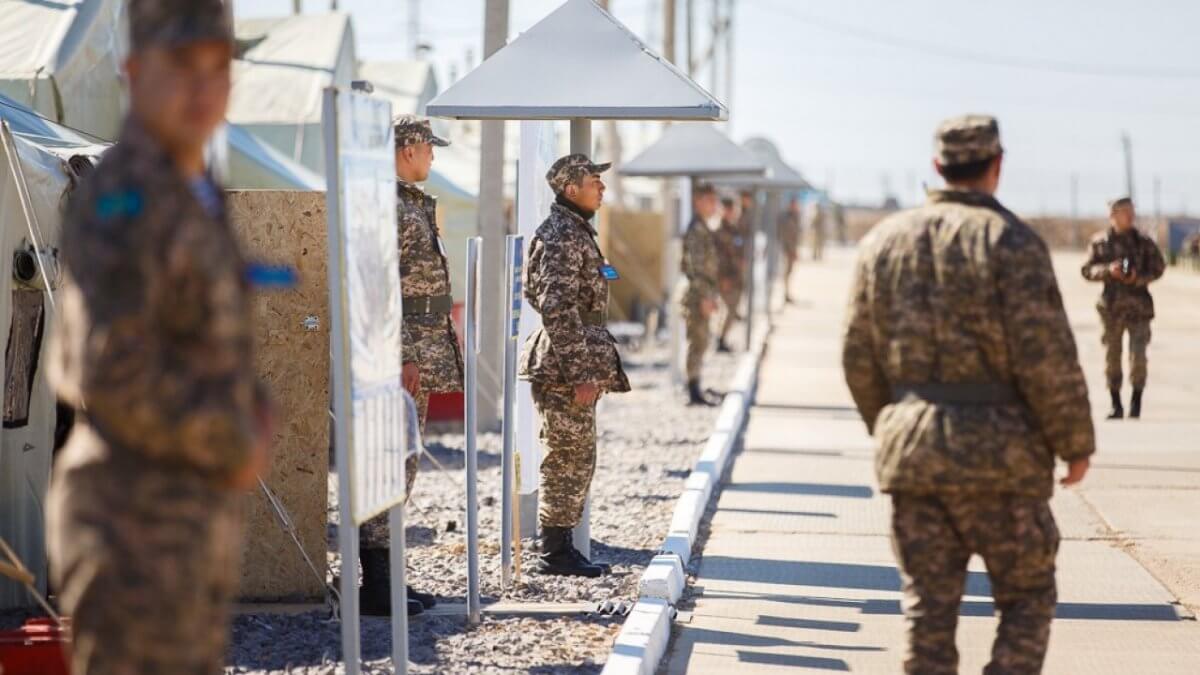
[358,116,462,617]
[842,114,1094,674]
[680,183,722,406]
[777,197,802,303]
[714,196,746,353]
[520,154,630,577]
[46,1,275,673]
[1081,197,1165,419]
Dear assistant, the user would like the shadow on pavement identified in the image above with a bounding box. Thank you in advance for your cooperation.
[724,482,875,498]
[720,507,838,518]
[697,559,992,596]
[668,626,887,672]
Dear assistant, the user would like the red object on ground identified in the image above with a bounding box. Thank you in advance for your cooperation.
[0,618,70,675]
[426,302,467,423]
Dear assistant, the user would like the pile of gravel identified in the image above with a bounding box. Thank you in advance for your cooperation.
[228,344,739,674]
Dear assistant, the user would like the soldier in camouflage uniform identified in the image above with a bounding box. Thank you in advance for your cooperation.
[842,115,1095,675]
[777,197,802,303]
[714,196,746,353]
[519,154,630,577]
[46,2,275,673]
[808,199,827,261]
[680,183,722,406]
[1081,197,1165,420]
[358,116,462,616]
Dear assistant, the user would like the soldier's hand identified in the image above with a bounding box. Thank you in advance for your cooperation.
[1108,261,1126,281]
[1060,458,1089,486]
[701,298,718,317]
[574,382,601,407]
[228,405,276,491]
[402,362,421,394]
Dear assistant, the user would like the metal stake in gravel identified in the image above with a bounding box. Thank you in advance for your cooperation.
[465,237,483,625]
[500,234,525,590]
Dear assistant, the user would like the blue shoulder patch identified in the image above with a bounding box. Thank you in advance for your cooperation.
[95,189,143,221]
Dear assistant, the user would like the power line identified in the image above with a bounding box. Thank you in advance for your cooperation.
[756,1,1200,80]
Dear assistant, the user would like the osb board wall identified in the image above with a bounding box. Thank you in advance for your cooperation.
[227,190,328,602]
[598,208,666,321]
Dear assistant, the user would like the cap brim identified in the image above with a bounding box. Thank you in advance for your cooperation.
[430,135,451,147]
[591,161,613,174]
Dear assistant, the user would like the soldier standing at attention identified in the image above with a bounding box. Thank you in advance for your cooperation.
[1081,197,1165,419]
[46,1,275,672]
[809,198,828,261]
[714,196,746,353]
[680,183,722,406]
[842,115,1094,674]
[520,154,630,577]
[358,116,463,617]
[777,197,802,303]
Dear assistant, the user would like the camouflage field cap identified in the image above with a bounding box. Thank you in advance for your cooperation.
[935,114,1003,166]
[1108,196,1134,210]
[129,0,234,52]
[393,115,450,149]
[546,154,612,195]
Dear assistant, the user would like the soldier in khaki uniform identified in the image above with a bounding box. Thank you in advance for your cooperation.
[842,115,1095,674]
[46,2,274,672]
[808,198,827,261]
[520,154,630,577]
[714,196,746,353]
[1081,197,1165,419]
[358,116,463,616]
[680,183,722,405]
[777,197,802,303]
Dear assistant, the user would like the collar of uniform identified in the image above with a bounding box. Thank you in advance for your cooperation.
[396,177,430,199]
[117,116,226,221]
[926,188,1004,212]
[551,201,597,236]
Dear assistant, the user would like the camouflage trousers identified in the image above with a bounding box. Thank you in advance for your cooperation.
[717,281,743,342]
[891,493,1059,675]
[811,230,825,261]
[47,435,242,675]
[360,390,429,550]
[1101,314,1151,390]
[533,381,597,528]
[682,302,711,380]
[782,253,798,298]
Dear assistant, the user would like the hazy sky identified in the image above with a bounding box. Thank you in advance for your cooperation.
[236,0,1200,216]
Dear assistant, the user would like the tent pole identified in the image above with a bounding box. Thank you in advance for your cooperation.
[569,118,592,560]
[0,122,56,313]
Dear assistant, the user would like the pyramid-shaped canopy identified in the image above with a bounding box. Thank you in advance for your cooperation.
[426,0,726,121]
[621,123,766,178]
[721,137,810,189]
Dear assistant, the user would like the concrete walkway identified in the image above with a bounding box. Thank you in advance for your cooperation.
[663,247,1200,673]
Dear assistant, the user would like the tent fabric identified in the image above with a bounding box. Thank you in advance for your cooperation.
[358,60,438,119]
[426,0,726,121]
[620,123,766,178]
[226,123,324,190]
[0,0,127,142]
[721,137,811,190]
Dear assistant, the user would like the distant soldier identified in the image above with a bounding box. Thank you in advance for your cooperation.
[777,197,802,303]
[358,116,463,617]
[833,201,848,245]
[46,2,275,673]
[808,198,827,261]
[1081,197,1165,419]
[520,154,630,577]
[843,114,1094,674]
[714,196,746,353]
[680,183,722,405]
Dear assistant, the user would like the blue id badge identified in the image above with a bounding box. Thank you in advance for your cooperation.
[245,263,298,290]
[600,263,620,281]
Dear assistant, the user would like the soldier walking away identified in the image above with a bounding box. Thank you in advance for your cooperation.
[46,2,276,673]
[842,114,1094,675]
[808,198,827,261]
[714,196,746,353]
[519,154,631,577]
[358,116,464,617]
[679,184,722,406]
[777,197,802,303]
[1081,197,1165,420]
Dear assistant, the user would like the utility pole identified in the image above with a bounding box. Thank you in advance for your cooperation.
[725,0,735,131]
[1153,174,1162,219]
[1121,132,1135,200]
[597,0,625,209]
[686,0,695,77]
[476,0,510,431]
[709,0,721,96]
[292,0,301,15]
[408,0,421,59]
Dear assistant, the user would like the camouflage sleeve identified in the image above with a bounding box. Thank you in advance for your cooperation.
[531,234,590,385]
[996,228,1095,463]
[1137,237,1166,285]
[682,227,717,299]
[841,251,889,433]
[1080,238,1110,282]
[74,204,258,479]
[398,210,419,365]
[402,319,418,365]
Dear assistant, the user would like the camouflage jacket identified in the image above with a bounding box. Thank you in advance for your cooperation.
[681,216,719,307]
[714,218,747,284]
[50,119,264,485]
[398,179,463,392]
[519,203,630,392]
[1081,226,1165,322]
[842,189,1095,499]
[777,211,801,252]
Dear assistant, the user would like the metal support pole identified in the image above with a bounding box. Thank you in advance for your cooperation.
[500,234,523,590]
[465,237,483,625]
[569,118,592,559]
[388,506,408,673]
[742,190,757,349]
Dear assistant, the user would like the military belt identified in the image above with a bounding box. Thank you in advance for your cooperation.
[891,382,1020,406]
[403,294,453,315]
[582,310,606,326]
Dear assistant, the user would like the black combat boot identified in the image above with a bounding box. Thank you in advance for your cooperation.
[407,585,437,610]
[688,379,716,407]
[359,548,424,617]
[715,337,732,353]
[1106,388,1124,420]
[1130,389,1144,419]
[563,529,611,575]
[536,527,604,578]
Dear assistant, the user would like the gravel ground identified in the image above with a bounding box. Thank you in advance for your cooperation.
[225,343,740,674]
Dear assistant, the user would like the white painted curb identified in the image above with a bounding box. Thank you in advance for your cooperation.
[601,334,768,675]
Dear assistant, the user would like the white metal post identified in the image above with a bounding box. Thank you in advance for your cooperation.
[568,118,592,559]
[388,506,408,673]
[464,237,483,624]
[500,234,523,589]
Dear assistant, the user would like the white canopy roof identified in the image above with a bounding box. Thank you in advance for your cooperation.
[359,60,438,118]
[721,137,811,190]
[426,0,726,121]
[620,123,766,178]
